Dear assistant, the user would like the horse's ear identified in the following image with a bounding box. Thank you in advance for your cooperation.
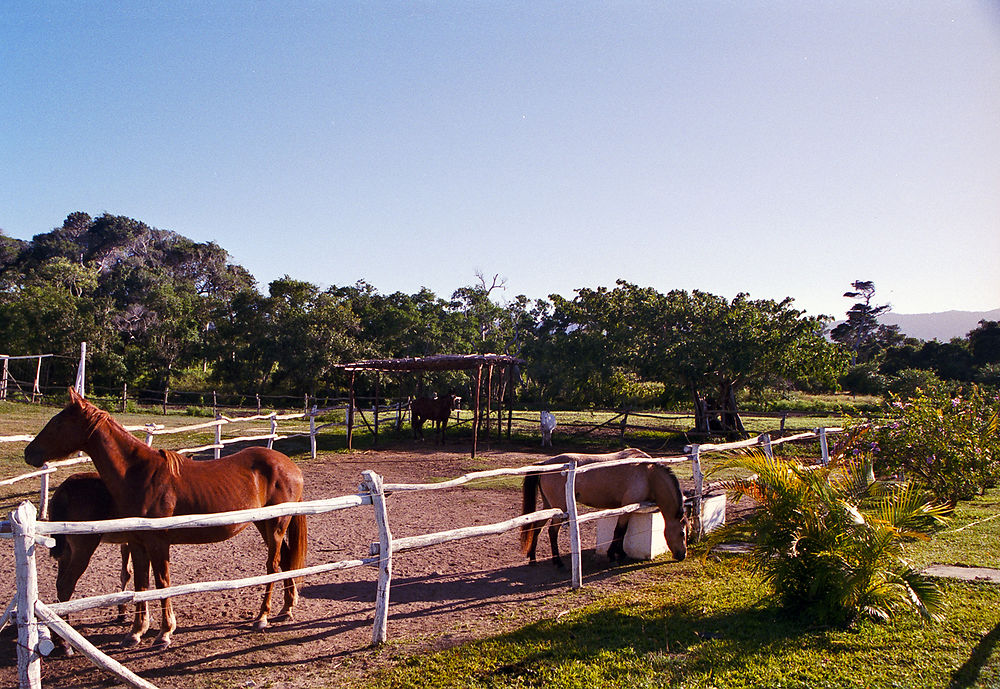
[67,386,83,404]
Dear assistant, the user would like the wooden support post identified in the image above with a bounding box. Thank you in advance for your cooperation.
[214,414,222,460]
[485,365,493,438]
[373,373,381,447]
[122,383,128,414]
[619,411,628,447]
[364,470,393,645]
[348,373,356,451]
[32,356,42,403]
[563,459,583,590]
[12,502,42,689]
[35,602,159,689]
[818,427,829,465]
[506,366,514,441]
[267,413,277,450]
[1,354,9,401]
[74,342,86,397]
[39,466,50,521]
[309,407,317,459]
[689,444,704,542]
[472,364,483,458]
[760,433,773,459]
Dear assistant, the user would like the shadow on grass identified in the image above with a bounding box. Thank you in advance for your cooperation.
[947,619,1000,689]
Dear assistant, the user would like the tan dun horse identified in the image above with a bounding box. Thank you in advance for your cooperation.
[520,449,688,567]
[411,392,457,443]
[47,473,132,654]
[25,388,308,649]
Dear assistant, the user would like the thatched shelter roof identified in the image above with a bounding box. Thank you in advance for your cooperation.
[335,353,523,373]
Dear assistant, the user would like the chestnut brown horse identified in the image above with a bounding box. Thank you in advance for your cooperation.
[25,388,308,649]
[411,393,457,443]
[47,473,132,654]
[520,449,688,567]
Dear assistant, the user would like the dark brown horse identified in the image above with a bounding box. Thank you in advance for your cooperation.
[520,449,688,567]
[47,473,132,654]
[25,388,308,649]
[411,393,457,443]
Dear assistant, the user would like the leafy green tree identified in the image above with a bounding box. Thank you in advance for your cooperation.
[713,451,949,626]
[969,320,1000,369]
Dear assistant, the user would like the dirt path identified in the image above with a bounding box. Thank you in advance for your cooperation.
[0,447,705,689]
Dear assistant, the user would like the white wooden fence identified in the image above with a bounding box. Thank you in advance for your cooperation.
[0,427,841,689]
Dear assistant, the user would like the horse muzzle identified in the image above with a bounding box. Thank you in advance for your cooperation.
[24,441,47,467]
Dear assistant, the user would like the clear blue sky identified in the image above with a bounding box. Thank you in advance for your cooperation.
[3,2,999,318]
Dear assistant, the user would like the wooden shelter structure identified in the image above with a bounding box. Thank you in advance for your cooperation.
[334,354,525,457]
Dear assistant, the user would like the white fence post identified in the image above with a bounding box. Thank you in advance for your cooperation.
[38,466,50,521]
[817,427,829,465]
[214,415,222,460]
[310,407,317,460]
[12,501,42,689]
[1,354,8,400]
[563,459,583,590]
[364,470,393,645]
[74,342,86,397]
[267,413,277,450]
[760,433,773,459]
[689,444,704,541]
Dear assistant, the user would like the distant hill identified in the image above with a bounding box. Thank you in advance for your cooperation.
[878,308,1000,342]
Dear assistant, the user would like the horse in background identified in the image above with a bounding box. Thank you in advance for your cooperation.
[47,473,132,654]
[25,388,308,650]
[411,392,457,444]
[520,448,688,567]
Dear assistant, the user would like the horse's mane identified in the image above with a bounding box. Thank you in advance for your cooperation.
[78,397,183,477]
[652,463,685,520]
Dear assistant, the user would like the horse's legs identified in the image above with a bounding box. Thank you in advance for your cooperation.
[54,535,101,655]
[608,519,629,562]
[124,543,151,648]
[116,544,133,624]
[437,416,448,444]
[548,516,566,569]
[146,541,175,650]
[413,415,424,440]
[253,518,290,630]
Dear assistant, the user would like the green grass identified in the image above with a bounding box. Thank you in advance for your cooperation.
[362,556,1000,689]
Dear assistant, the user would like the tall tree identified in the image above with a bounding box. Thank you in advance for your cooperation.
[831,280,902,365]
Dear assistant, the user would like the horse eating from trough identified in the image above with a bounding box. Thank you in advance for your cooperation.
[519,448,688,567]
[47,472,132,654]
[411,393,457,443]
[24,388,308,649]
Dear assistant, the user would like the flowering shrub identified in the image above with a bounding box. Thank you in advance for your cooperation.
[866,387,1000,505]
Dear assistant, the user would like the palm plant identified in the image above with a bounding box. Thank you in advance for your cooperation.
[710,450,949,626]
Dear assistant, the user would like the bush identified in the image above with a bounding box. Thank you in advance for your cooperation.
[885,368,947,399]
[712,451,949,626]
[864,387,1000,505]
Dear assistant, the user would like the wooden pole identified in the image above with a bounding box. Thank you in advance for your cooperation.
[0,354,8,401]
[122,383,128,414]
[267,413,277,450]
[760,433,773,459]
[506,365,514,440]
[34,602,159,689]
[818,427,829,465]
[32,355,42,403]
[348,372,356,451]
[38,466,50,521]
[373,372,381,447]
[12,502,42,689]
[364,470,393,645]
[563,460,583,590]
[689,445,704,542]
[214,414,222,460]
[309,407,317,459]
[472,364,483,458]
[485,365,493,438]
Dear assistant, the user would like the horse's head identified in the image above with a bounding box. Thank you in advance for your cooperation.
[24,387,93,467]
[654,465,688,561]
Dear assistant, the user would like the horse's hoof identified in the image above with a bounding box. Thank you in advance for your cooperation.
[152,637,171,651]
[120,635,142,649]
[253,618,269,631]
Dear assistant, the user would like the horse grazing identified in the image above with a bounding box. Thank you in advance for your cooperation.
[520,448,688,567]
[411,393,457,443]
[25,388,308,650]
[47,473,132,654]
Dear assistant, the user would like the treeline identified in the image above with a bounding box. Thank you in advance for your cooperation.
[1,214,997,427]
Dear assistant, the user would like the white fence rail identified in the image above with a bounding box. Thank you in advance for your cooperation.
[2,427,842,689]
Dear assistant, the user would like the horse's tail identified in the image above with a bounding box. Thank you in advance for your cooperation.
[282,514,308,577]
[519,472,542,555]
